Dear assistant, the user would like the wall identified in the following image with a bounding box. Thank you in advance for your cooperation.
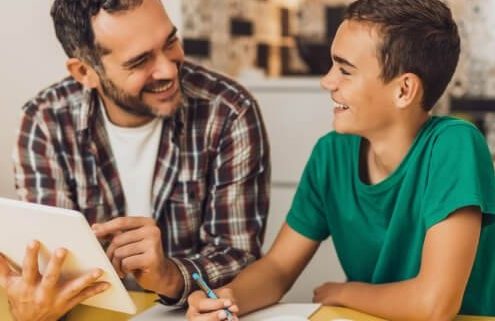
[0,0,182,199]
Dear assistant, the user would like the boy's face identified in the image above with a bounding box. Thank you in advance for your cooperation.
[91,0,184,120]
[321,20,398,137]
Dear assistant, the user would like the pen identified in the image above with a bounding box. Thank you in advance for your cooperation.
[192,272,234,321]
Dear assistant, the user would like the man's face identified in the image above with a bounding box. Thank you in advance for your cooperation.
[320,20,398,137]
[91,0,184,121]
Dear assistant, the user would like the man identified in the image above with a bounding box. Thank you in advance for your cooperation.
[0,0,269,320]
[187,0,495,320]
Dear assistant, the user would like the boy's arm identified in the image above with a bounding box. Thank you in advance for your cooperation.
[314,206,481,321]
[187,223,320,319]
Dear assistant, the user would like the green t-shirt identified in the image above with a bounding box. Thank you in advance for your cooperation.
[287,116,495,316]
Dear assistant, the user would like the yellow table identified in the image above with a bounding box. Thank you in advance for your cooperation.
[0,288,157,321]
[309,306,495,321]
[3,289,495,321]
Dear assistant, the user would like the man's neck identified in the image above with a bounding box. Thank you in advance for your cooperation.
[100,95,154,128]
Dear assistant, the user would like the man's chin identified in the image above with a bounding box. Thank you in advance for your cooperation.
[147,93,182,118]
[150,102,181,118]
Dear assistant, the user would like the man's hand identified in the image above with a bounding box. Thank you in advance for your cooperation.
[0,241,109,321]
[186,288,239,321]
[92,217,184,297]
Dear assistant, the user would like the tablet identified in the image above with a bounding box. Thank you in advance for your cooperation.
[0,197,137,314]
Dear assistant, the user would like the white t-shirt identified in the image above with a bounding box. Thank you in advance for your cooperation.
[100,103,163,217]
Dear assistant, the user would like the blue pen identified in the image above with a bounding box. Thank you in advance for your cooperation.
[192,272,234,321]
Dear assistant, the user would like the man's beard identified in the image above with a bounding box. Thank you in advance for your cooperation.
[99,72,180,119]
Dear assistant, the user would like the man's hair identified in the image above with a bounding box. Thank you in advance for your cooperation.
[344,0,460,110]
[51,0,144,67]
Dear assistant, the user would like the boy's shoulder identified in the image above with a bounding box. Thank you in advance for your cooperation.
[425,116,484,145]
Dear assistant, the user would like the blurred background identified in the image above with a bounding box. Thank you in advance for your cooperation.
[0,0,494,304]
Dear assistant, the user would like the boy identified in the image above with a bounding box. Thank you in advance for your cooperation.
[186,0,495,320]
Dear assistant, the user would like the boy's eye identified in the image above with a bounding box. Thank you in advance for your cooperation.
[340,68,351,76]
[166,37,178,49]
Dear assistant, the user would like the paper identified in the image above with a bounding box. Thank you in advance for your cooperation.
[261,316,308,321]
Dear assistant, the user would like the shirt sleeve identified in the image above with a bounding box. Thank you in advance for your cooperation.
[422,123,495,229]
[286,137,330,241]
[167,98,270,305]
[13,104,76,209]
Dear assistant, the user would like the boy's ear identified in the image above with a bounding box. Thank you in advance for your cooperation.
[394,73,423,109]
[65,58,100,89]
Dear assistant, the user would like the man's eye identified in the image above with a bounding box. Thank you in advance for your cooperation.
[130,59,147,69]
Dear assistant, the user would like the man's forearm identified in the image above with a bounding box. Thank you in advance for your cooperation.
[155,258,185,298]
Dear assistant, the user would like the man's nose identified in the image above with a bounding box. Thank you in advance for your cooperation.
[151,54,179,80]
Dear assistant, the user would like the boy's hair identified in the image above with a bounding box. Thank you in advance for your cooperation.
[51,0,144,67]
[345,0,460,110]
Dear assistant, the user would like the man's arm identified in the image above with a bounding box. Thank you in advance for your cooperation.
[187,223,320,320]
[13,106,75,208]
[91,98,271,305]
[173,99,271,303]
[313,206,482,321]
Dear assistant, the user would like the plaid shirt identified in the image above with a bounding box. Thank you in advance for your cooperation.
[13,61,270,305]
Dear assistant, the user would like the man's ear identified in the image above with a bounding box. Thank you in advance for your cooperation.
[394,73,423,109]
[66,58,100,89]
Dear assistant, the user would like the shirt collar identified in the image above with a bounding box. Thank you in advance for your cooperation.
[76,88,186,139]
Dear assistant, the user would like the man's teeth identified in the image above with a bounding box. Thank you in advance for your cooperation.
[335,103,349,110]
[148,82,173,93]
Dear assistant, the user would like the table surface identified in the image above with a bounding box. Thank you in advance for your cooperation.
[130,303,317,321]
[3,290,495,321]
[130,302,495,321]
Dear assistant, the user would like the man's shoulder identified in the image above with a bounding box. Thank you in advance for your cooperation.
[180,61,258,115]
[22,76,84,116]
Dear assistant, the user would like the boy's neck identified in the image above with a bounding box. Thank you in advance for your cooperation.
[360,112,430,185]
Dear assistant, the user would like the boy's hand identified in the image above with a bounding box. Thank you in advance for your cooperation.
[0,240,110,321]
[313,281,345,306]
[186,288,239,321]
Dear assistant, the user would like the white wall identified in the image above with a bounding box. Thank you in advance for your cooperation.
[0,2,66,198]
[0,0,182,198]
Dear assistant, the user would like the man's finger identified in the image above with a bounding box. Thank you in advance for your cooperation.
[40,248,67,290]
[120,253,146,274]
[111,253,125,278]
[92,217,153,238]
[22,240,40,285]
[107,228,146,251]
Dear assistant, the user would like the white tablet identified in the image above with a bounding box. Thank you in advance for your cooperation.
[0,197,137,314]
